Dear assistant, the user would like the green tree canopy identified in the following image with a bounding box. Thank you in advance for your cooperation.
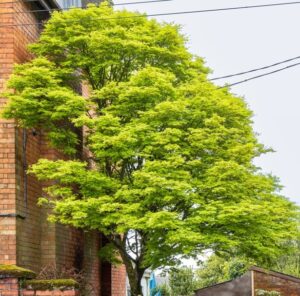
[197,239,300,289]
[196,255,253,289]
[169,267,198,296]
[2,2,299,295]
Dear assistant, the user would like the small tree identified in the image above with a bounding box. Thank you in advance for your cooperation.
[196,254,254,288]
[275,240,300,277]
[169,267,197,296]
[196,241,300,289]
[151,284,171,296]
[2,2,299,295]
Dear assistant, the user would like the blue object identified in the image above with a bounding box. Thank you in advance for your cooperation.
[149,272,161,296]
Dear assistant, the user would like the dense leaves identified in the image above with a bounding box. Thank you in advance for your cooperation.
[197,240,300,289]
[2,2,299,295]
[196,255,252,289]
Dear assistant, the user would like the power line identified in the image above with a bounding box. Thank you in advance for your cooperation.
[0,0,172,8]
[0,0,173,14]
[218,62,300,88]
[1,1,300,28]
[210,55,300,81]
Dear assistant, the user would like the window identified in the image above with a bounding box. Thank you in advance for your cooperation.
[57,0,82,9]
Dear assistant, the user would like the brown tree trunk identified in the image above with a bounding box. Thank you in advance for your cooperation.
[118,247,145,296]
[127,272,143,296]
[111,234,147,296]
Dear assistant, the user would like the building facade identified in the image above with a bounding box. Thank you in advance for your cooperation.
[0,0,126,294]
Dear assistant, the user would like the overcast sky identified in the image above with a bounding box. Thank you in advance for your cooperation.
[115,0,300,204]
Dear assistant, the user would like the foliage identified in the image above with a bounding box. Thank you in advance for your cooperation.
[151,268,197,296]
[0,265,36,279]
[196,243,300,289]
[24,279,79,291]
[151,284,171,296]
[169,267,198,296]
[2,1,299,295]
[196,255,252,289]
[274,240,300,277]
[196,255,229,288]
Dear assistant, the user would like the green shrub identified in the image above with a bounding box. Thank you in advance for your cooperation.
[0,265,36,279]
[24,279,79,291]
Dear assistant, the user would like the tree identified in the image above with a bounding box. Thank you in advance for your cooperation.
[151,284,171,296]
[169,267,198,296]
[275,240,300,277]
[196,241,300,289]
[2,2,299,295]
[151,267,197,296]
[196,255,253,289]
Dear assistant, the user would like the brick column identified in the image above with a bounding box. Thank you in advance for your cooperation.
[0,0,17,266]
[111,265,127,296]
[101,262,127,296]
[0,0,44,269]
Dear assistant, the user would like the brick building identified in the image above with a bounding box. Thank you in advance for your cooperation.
[0,0,126,295]
[195,266,300,296]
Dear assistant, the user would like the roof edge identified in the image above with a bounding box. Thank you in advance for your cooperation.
[194,271,251,293]
[250,266,300,284]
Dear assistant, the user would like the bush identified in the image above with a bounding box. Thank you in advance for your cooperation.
[151,284,171,296]
[24,279,78,291]
[0,264,36,279]
[36,264,95,295]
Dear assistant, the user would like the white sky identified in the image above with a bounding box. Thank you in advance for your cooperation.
[115,0,300,204]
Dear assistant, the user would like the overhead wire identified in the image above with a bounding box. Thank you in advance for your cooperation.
[0,0,173,9]
[217,62,300,88]
[210,55,300,81]
[1,1,300,28]
[1,0,300,86]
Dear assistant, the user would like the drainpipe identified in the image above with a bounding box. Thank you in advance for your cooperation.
[22,128,28,211]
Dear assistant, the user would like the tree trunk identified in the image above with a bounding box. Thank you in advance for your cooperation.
[110,234,147,296]
[127,269,144,296]
[118,249,145,296]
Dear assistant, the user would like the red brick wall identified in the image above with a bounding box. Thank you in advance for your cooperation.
[101,263,127,296]
[82,231,101,296]
[39,138,84,271]
[0,0,18,265]
[23,290,79,296]
[0,277,19,296]
[0,1,127,294]
[101,237,127,296]
[13,0,42,272]
[111,265,127,296]
[254,270,300,295]
[16,129,43,271]
[0,0,87,276]
[0,0,41,268]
